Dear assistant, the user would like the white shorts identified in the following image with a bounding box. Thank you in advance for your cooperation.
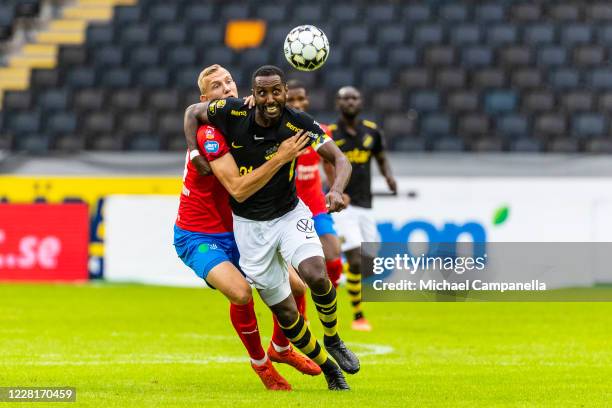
[233,200,324,306]
[332,205,380,252]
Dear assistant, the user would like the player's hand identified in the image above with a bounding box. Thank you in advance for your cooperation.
[386,176,398,195]
[192,155,212,176]
[276,131,310,163]
[326,190,346,213]
[243,95,255,109]
[342,193,351,206]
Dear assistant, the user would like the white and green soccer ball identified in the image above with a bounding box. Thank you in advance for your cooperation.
[283,25,330,72]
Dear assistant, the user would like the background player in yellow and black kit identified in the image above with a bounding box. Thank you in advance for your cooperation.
[183,66,358,391]
[325,86,397,332]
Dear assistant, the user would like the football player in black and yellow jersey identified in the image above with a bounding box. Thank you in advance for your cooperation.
[183,66,358,391]
[325,86,397,332]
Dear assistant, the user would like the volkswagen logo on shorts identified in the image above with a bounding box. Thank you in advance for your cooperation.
[296,218,314,233]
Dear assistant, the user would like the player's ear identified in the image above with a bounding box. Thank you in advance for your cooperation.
[200,94,206,102]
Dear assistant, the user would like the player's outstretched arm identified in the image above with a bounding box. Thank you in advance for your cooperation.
[210,132,310,202]
[317,142,352,212]
[375,152,397,194]
[184,103,212,175]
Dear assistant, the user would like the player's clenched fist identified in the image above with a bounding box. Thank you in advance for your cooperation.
[276,130,310,163]
[325,190,346,213]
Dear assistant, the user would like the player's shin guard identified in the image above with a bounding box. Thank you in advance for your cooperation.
[326,258,343,288]
[344,263,364,320]
[229,300,266,362]
[278,314,329,367]
[311,280,338,341]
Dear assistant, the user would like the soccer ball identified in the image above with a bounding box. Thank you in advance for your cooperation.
[283,25,330,72]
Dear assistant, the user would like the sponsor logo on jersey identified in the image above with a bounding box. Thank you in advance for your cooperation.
[296,218,315,233]
[363,134,374,148]
[286,121,303,133]
[345,148,371,164]
[230,109,247,117]
[204,141,219,153]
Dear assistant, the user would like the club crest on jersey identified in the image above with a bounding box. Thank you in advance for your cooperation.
[296,218,315,233]
[204,141,219,153]
[205,127,215,139]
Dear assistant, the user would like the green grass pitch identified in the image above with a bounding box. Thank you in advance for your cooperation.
[1,283,612,407]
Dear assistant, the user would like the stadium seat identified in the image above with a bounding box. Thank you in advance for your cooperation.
[573,46,605,67]
[65,68,97,89]
[561,24,593,46]
[486,24,518,46]
[496,114,529,139]
[372,89,403,113]
[475,4,506,22]
[447,91,479,113]
[510,138,543,152]
[484,91,517,115]
[119,24,151,48]
[339,25,370,46]
[548,137,579,153]
[3,91,33,112]
[399,69,431,89]
[386,47,418,67]
[383,113,417,138]
[360,69,392,89]
[549,4,581,21]
[114,6,142,25]
[413,24,444,45]
[597,25,612,46]
[73,89,106,112]
[435,68,467,90]
[499,46,532,67]
[589,69,612,90]
[292,4,323,22]
[572,114,607,138]
[159,112,187,151]
[511,69,542,90]
[471,137,504,152]
[46,112,78,138]
[408,90,440,113]
[511,4,542,21]
[522,91,556,113]
[377,25,407,47]
[401,4,431,23]
[461,47,493,68]
[534,114,567,138]
[472,69,507,89]
[148,89,180,113]
[585,139,612,153]
[523,24,556,46]
[166,46,197,68]
[255,4,287,22]
[351,47,382,68]
[457,114,491,138]
[536,46,567,68]
[561,92,594,113]
[202,46,235,67]
[549,69,581,91]
[101,68,132,89]
[82,111,115,142]
[129,46,161,68]
[39,89,70,112]
[392,136,426,152]
[86,24,114,47]
[450,24,481,46]
[94,45,124,68]
[433,136,464,152]
[7,111,42,136]
[369,4,395,23]
[191,24,225,46]
[60,46,88,67]
[439,4,469,22]
[306,88,330,112]
[220,4,249,20]
[420,113,452,137]
[598,93,612,112]
[587,3,612,21]
[330,4,360,22]
[148,4,178,25]
[424,46,455,67]
[156,24,187,48]
[110,90,143,111]
[182,4,215,23]
[324,69,355,89]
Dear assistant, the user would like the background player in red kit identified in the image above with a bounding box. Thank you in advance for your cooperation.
[175,65,320,391]
[285,80,345,305]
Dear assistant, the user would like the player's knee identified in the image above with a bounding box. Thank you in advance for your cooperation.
[298,257,328,292]
[271,299,299,326]
[229,285,252,305]
[290,278,307,297]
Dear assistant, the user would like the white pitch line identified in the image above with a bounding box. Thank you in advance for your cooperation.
[3,342,394,367]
